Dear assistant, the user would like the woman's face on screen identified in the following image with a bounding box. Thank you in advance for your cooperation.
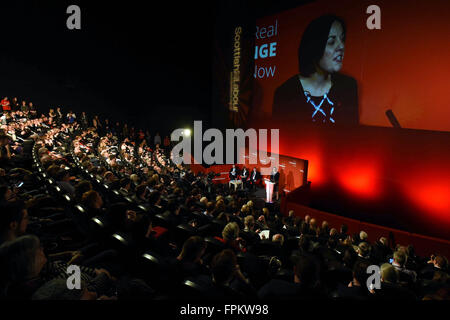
[318,21,345,74]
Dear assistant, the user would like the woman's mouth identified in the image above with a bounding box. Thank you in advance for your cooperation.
[334,54,343,62]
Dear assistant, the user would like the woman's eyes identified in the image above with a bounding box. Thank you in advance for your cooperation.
[327,36,345,46]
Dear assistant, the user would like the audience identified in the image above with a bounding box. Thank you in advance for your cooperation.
[0,105,448,301]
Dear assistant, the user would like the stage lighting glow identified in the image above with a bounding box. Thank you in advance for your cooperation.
[184,129,191,137]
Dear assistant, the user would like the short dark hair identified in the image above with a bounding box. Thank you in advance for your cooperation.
[0,201,26,234]
[120,177,131,188]
[211,249,237,285]
[178,236,206,262]
[294,256,317,287]
[353,260,371,289]
[135,183,147,198]
[298,15,346,76]
[340,224,348,234]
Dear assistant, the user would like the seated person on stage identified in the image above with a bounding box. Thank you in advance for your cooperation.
[249,167,261,190]
[270,167,280,201]
[228,164,239,181]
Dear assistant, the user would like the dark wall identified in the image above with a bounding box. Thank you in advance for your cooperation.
[0,0,213,136]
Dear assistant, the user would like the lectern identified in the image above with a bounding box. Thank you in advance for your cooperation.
[265,179,275,203]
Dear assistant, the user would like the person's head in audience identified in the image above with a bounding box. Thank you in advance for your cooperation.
[293,256,317,288]
[135,184,148,201]
[177,236,206,264]
[206,201,215,216]
[211,249,237,286]
[244,215,255,232]
[309,218,317,231]
[343,247,357,269]
[330,228,338,238]
[327,237,338,250]
[262,207,269,219]
[147,190,161,205]
[406,245,416,259]
[199,196,208,207]
[0,235,47,295]
[379,237,388,246]
[272,234,284,246]
[120,177,131,191]
[215,199,225,213]
[55,168,70,182]
[75,180,92,201]
[433,256,447,270]
[357,242,370,258]
[103,171,115,183]
[380,263,398,284]
[0,184,17,203]
[240,204,249,216]
[298,234,311,253]
[393,250,407,267]
[216,212,230,224]
[130,174,139,185]
[0,201,29,244]
[359,231,368,242]
[340,224,348,235]
[222,222,239,242]
[82,190,103,210]
[304,215,311,225]
[299,221,309,235]
[108,202,129,228]
[351,260,371,289]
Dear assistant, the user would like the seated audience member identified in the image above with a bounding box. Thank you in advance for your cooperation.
[338,224,348,241]
[335,260,371,300]
[258,256,325,300]
[420,255,448,280]
[205,249,253,300]
[0,235,115,299]
[175,236,209,279]
[370,263,416,300]
[217,222,245,253]
[239,215,260,247]
[0,184,17,203]
[2,102,449,302]
[371,237,392,265]
[358,231,368,244]
[133,183,148,204]
[421,271,450,300]
[119,177,132,196]
[0,201,29,245]
[81,190,104,216]
[391,249,417,285]
[74,180,93,202]
[356,242,373,265]
[55,168,75,197]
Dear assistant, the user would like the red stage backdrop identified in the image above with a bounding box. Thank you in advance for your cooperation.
[244,0,450,240]
[251,0,450,132]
